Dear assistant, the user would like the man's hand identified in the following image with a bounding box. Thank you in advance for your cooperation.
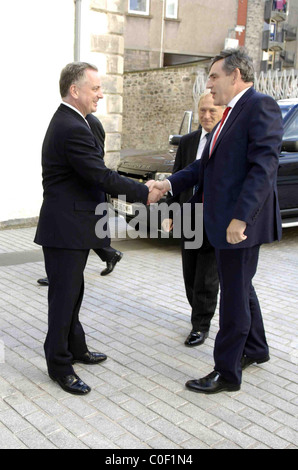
[161,218,173,232]
[145,180,170,205]
[226,219,247,244]
[147,187,163,204]
[145,179,170,194]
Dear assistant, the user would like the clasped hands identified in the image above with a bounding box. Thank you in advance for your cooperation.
[145,179,170,204]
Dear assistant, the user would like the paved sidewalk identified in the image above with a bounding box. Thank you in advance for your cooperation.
[0,222,297,450]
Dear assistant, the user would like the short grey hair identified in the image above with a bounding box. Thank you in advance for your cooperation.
[198,89,211,108]
[198,89,225,110]
[59,62,98,98]
[210,48,254,83]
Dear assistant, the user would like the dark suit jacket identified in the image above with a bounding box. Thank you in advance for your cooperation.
[168,127,203,205]
[34,104,148,249]
[86,114,105,156]
[168,87,283,249]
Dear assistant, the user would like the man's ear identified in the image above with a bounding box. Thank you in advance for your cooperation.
[233,68,241,84]
[69,84,78,99]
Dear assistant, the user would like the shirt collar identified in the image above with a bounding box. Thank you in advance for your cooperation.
[61,101,90,127]
[200,127,209,139]
[228,86,252,109]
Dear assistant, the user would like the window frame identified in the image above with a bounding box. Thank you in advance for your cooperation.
[165,0,178,19]
[128,0,150,16]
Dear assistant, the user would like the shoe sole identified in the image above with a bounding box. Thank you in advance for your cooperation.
[184,340,207,347]
[185,383,240,394]
[72,356,107,365]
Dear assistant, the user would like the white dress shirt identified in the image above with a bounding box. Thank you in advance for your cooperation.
[196,128,209,160]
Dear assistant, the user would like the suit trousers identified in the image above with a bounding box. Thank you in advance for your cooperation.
[181,232,219,332]
[93,246,117,262]
[43,247,90,377]
[214,245,269,384]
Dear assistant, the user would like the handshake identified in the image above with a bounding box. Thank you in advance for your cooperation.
[145,179,171,204]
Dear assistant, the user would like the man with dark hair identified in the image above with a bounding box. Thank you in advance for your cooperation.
[35,62,161,395]
[148,48,283,393]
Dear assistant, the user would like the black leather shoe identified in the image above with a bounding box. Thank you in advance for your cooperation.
[100,251,123,276]
[241,354,270,370]
[37,277,49,286]
[184,330,209,347]
[185,371,240,394]
[72,351,107,365]
[49,373,91,395]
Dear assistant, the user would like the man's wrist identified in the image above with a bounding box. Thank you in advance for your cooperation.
[164,179,172,194]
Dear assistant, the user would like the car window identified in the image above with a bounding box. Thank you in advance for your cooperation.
[178,111,192,135]
[280,105,293,119]
[283,109,298,140]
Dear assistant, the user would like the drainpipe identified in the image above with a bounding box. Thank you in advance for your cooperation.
[160,0,165,67]
[236,0,248,46]
[74,0,82,61]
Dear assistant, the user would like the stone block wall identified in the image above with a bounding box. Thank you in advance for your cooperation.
[122,63,204,151]
[245,0,266,74]
[90,0,125,169]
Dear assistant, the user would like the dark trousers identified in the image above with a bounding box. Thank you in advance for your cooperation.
[214,245,269,384]
[181,232,219,332]
[43,247,90,377]
[93,246,117,262]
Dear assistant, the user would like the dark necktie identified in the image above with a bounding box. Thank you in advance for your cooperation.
[209,107,231,155]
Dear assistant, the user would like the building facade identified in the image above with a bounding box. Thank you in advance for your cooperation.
[1,0,297,224]
[124,0,238,71]
[123,0,298,74]
[261,0,298,71]
[0,0,125,225]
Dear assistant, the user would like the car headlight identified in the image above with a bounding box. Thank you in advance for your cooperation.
[155,172,172,181]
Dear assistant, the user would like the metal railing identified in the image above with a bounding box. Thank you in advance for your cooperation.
[192,68,298,102]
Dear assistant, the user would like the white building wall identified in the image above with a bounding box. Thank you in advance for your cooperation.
[0,0,75,223]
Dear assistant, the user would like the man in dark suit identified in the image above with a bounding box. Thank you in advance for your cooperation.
[163,92,224,347]
[148,48,283,393]
[36,114,122,286]
[34,62,161,395]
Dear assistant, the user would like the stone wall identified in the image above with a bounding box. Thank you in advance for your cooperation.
[245,0,266,74]
[122,63,205,151]
[90,0,125,169]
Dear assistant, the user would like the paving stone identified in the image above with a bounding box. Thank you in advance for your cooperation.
[0,225,297,449]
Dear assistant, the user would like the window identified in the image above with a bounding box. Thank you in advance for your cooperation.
[283,109,298,141]
[128,0,150,15]
[165,0,178,19]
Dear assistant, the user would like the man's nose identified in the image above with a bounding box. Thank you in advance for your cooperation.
[201,110,211,120]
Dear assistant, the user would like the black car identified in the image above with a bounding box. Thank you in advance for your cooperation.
[111,101,298,230]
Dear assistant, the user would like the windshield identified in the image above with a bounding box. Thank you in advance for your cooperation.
[283,108,298,140]
[280,105,294,119]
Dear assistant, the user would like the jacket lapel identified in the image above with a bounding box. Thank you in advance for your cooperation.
[206,87,255,159]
